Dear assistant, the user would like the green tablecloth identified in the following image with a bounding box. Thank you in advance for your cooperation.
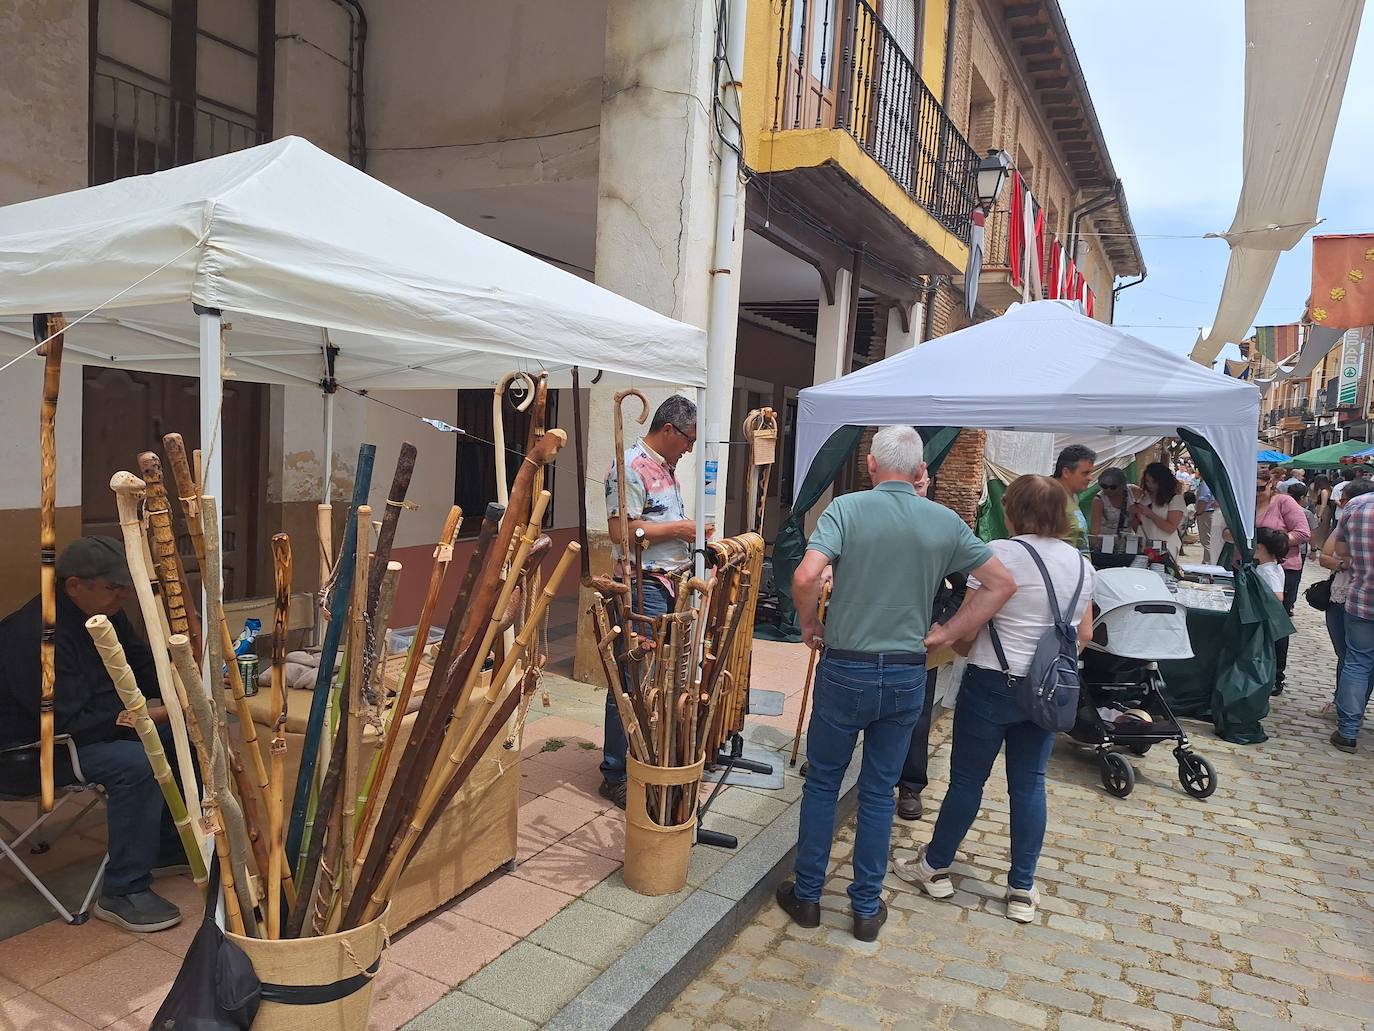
[1158,605,1270,744]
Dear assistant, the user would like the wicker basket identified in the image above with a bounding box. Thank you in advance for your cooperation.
[623,755,704,896]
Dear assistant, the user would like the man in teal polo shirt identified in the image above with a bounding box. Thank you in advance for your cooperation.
[776,426,1016,941]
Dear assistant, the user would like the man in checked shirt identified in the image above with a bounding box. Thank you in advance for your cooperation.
[1331,487,1374,752]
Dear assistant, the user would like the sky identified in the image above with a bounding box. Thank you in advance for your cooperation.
[1057,1,1374,363]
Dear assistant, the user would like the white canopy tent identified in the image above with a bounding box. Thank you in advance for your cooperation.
[795,301,1262,538]
[0,134,705,513]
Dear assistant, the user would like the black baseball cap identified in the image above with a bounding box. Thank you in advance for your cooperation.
[55,537,133,587]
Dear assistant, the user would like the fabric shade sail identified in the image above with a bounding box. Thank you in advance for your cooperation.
[1288,439,1373,469]
[795,301,1261,537]
[1257,449,1291,463]
[0,137,705,389]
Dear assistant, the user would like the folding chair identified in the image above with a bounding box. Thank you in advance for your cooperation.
[0,735,109,924]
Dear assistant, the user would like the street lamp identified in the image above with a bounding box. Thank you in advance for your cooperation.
[976,149,1013,210]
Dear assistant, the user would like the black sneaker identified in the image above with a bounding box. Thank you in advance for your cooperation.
[852,898,889,942]
[93,889,181,933]
[598,779,627,810]
[897,786,923,821]
[1330,730,1357,753]
[775,880,820,928]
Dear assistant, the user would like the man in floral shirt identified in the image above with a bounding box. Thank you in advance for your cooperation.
[599,395,708,805]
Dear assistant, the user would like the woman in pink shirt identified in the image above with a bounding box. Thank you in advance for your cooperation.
[1254,468,1310,694]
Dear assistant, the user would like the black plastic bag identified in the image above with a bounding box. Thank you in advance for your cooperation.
[148,862,260,1030]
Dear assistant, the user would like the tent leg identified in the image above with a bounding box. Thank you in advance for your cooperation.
[695,386,706,579]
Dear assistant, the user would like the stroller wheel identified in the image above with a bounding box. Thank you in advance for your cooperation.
[1127,742,1151,757]
[1099,752,1134,797]
[1177,752,1216,799]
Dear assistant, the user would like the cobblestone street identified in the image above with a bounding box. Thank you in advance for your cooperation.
[656,565,1374,1031]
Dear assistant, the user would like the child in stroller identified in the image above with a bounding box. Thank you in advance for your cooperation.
[1072,567,1217,799]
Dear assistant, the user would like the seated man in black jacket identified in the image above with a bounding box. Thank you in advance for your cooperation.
[0,537,183,932]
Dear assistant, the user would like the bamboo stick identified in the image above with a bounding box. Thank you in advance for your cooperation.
[86,615,208,883]
[337,512,372,920]
[110,471,206,856]
[36,313,66,813]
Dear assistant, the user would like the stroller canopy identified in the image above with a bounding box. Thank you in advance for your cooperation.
[1092,568,1194,661]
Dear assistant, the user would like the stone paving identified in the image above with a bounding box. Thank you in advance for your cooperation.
[654,562,1374,1031]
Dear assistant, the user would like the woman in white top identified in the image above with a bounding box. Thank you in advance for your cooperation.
[898,475,1094,924]
[1089,466,1143,541]
[1131,461,1186,541]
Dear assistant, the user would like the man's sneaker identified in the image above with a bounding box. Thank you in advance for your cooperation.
[598,778,627,809]
[1330,730,1358,753]
[1006,884,1040,923]
[1311,702,1336,721]
[93,889,181,933]
[892,845,954,899]
[896,786,923,821]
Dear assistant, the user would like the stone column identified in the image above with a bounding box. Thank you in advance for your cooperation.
[803,266,856,533]
[574,0,743,684]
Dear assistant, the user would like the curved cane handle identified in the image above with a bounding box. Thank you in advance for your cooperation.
[495,371,538,412]
[614,388,650,425]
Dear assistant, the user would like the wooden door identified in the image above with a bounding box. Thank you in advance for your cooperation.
[81,367,267,601]
[784,0,839,129]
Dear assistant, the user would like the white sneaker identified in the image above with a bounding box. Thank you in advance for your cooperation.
[1005,884,1040,923]
[892,845,955,899]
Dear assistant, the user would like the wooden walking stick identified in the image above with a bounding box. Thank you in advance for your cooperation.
[288,443,376,866]
[613,389,649,615]
[36,312,66,813]
[789,580,831,767]
[337,511,373,920]
[163,431,294,909]
[137,451,202,661]
[493,372,536,507]
[169,633,254,936]
[571,366,591,579]
[355,505,461,861]
[362,444,416,693]
[86,615,208,882]
[110,471,206,854]
[268,533,292,938]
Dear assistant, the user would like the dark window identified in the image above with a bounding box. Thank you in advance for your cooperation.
[453,389,558,537]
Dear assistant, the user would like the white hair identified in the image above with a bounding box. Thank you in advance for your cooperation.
[869,425,925,478]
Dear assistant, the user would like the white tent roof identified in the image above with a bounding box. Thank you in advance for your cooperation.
[796,301,1262,536]
[0,136,704,389]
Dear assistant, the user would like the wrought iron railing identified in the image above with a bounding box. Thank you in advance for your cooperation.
[90,72,268,185]
[773,0,980,244]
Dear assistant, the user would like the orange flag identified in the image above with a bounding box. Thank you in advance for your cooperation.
[1311,234,1374,330]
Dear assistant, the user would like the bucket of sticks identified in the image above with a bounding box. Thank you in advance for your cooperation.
[227,904,390,1030]
[623,754,705,896]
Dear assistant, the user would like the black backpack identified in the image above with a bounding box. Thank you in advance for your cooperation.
[988,539,1085,732]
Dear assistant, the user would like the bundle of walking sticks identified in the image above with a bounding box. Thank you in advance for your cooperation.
[83,394,572,938]
[585,530,763,828]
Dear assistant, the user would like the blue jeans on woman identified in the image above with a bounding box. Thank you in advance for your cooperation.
[925,665,1056,891]
[793,654,924,918]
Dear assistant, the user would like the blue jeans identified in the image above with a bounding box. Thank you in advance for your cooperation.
[926,666,1056,891]
[793,654,924,918]
[77,724,183,896]
[1336,609,1374,739]
[602,578,672,784]
[1327,602,1347,694]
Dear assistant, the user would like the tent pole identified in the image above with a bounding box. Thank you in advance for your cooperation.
[695,386,706,580]
[196,305,224,671]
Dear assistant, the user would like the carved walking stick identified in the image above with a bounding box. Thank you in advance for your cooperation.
[36,313,65,813]
[571,366,591,579]
[110,471,206,854]
[613,390,649,616]
[354,505,461,863]
[137,451,202,661]
[362,443,416,702]
[288,443,376,866]
[169,631,254,936]
[267,533,292,938]
[162,431,295,908]
[86,615,208,883]
[790,581,831,767]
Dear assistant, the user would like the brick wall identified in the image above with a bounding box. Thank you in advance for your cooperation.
[935,429,987,527]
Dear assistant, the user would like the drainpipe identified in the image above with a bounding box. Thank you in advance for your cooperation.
[941,0,958,105]
[1112,270,1146,308]
[701,0,749,572]
[1066,179,1120,266]
[329,0,368,169]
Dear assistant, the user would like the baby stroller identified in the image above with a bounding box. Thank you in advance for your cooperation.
[1072,568,1217,800]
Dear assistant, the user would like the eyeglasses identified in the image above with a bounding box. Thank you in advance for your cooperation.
[669,424,697,446]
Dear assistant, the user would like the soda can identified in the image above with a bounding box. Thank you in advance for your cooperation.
[237,655,260,697]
